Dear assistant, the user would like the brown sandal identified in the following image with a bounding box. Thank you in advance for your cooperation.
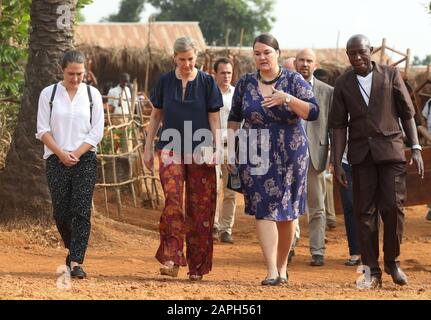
[189,275,203,281]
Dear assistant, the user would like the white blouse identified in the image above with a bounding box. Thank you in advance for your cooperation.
[36,82,104,159]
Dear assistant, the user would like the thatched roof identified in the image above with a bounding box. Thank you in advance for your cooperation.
[209,46,351,67]
[74,22,207,54]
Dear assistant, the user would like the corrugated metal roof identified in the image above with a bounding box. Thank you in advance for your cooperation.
[75,22,207,54]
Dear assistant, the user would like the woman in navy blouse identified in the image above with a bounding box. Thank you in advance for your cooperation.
[228,34,319,286]
[144,36,223,281]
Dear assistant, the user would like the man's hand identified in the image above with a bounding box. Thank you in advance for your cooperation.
[334,164,348,188]
[410,149,424,179]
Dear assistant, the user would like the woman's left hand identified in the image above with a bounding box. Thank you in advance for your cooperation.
[261,87,288,109]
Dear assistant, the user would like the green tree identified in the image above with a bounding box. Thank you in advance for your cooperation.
[102,0,146,22]
[412,54,431,66]
[412,55,422,66]
[0,0,31,98]
[148,0,276,46]
[0,0,91,98]
[423,54,431,65]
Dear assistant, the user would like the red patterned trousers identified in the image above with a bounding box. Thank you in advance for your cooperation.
[156,151,217,276]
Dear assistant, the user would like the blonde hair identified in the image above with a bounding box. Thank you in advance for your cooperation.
[173,36,198,55]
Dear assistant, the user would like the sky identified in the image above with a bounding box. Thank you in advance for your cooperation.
[82,0,431,59]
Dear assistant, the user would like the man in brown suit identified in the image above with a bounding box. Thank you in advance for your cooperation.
[330,34,424,288]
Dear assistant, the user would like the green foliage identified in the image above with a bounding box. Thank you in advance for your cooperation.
[412,54,431,66]
[148,0,276,46]
[77,0,94,22]
[0,102,19,169]
[0,0,93,98]
[101,0,146,22]
[0,0,31,98]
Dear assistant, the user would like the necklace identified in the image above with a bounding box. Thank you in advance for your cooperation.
[257,66,282,85]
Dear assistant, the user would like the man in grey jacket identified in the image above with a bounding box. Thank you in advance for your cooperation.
[293,49,334,266]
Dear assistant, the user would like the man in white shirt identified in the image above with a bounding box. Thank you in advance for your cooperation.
[213,58,237,244]
[107,73,132,115]
[422,98,431,134]
[107,73,132,152]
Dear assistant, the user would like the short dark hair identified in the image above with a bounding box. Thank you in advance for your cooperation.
[346,34,371,49]
[253,34,280,53]
[213,58,233,73]
[120,72,130,82]
[61,50,86,69]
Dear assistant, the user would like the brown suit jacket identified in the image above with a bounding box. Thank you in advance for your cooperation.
[329,62,415,165]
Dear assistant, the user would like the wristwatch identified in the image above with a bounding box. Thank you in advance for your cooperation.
[285,94,291,104]
[411,144,422,151]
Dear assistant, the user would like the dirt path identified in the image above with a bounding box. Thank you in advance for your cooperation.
[0,197,430,300]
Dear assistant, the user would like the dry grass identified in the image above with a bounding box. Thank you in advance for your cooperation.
[0,102,18,170]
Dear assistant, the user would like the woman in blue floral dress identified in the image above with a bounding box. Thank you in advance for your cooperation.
[228,34,319,285]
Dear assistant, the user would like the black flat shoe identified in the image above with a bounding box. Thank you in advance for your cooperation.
[384,265,407,286]
[189,275,203,281]
[261,278,280,286]
[71,266,87,279]
[288,250,295,264]
[65,254,71,270]
[344,258,361,266]
[310,255,324,266]
[369,275,383,289]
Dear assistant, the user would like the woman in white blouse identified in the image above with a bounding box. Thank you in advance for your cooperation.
[36,50,104,279]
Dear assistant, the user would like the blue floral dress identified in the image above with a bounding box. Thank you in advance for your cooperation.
[228,69,319,221]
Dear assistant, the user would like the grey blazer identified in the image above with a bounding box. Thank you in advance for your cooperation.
[306,78,334,172]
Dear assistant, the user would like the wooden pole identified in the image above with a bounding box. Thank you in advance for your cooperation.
[128,81,138,207]
[239,28,244,52]
[335,30,340,63]
[225,28,231,48]
[405,48,411,78]
[418,126,431,144]
[380,38,387,64]
[98,149,110,217]
[144,17,153,96]
[108,123,122,217]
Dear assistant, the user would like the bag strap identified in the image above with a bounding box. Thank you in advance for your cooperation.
[49,83,93,125]
[49,83,58,121]
[87,84,93,125]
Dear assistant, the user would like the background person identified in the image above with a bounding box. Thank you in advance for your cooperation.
[213,57,238,244]
[291,49,334,267]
